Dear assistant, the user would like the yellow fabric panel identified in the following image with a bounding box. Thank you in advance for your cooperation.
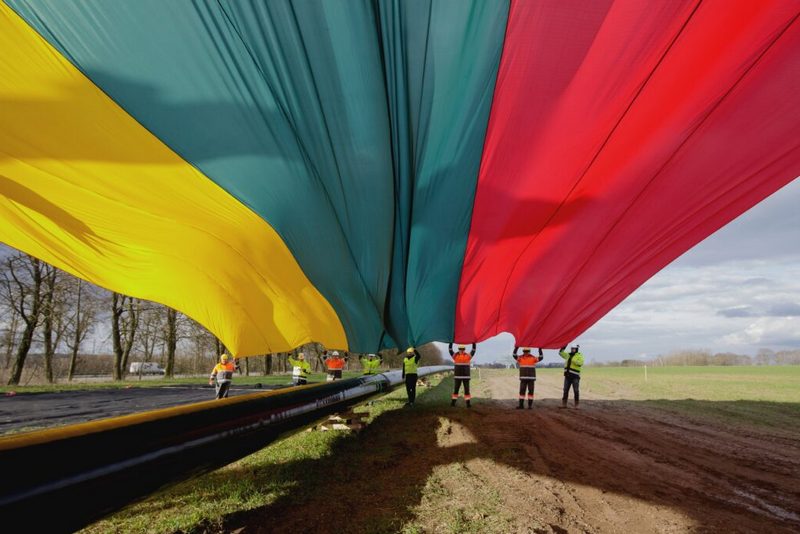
[0,4,347,356]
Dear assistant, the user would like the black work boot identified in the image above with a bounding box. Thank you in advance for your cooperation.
[451,399,456,407]
[516,400,524,409]
[574,400,580,410]
[560,399,567,409]
[527,400,533,409]
[466,399,471,408]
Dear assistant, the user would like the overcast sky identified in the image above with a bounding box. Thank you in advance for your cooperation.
[450,177,800,364]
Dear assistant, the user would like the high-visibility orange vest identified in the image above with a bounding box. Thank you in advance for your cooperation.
[517,354,539,380]
[453,352,471,378]
[326,357,345,370]
[210,361,236,382]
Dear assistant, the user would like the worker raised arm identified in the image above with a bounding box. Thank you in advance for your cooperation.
[402,347,421,407]
[450,342,474,408]
[559,344,584,409]
[324,350,345,381]
[361,353,382,376]
[287,352,311,386]
[514,347,542,409]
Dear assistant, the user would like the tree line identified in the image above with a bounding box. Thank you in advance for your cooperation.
[0,249,442,385]
[592,348,800,367]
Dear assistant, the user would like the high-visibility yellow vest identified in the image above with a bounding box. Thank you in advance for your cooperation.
[403,356,418,375]
[288,358,311,378]
[559,350,584,375]
[361,358,381,375]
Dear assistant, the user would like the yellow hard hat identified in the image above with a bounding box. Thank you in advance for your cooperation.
[220,354,230,362]
[406,347,414,353]
[457,345,466,351]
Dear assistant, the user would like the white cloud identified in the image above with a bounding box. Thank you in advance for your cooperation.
[720,317,800,346]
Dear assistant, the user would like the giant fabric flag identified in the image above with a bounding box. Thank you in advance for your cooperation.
[1,0,798,356]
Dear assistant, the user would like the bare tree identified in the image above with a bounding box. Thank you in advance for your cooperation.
[2,306,20,372]
[131,303,166,379]
[214,337,226,358]
[1,253,45,385]
[163,308,179,378]
[64,279,99,380]
[40,264,70,383]
[182,317,217,377]
[111,292,139,380]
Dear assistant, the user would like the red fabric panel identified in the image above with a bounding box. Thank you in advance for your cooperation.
[456,0,800,347]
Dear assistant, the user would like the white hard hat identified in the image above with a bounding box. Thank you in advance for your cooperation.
[332,350,340,356]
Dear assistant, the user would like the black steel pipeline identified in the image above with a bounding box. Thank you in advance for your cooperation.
[0,366,450,533]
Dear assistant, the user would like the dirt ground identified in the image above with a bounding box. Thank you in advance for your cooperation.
[221,370,800,534]
[0,384,274,434]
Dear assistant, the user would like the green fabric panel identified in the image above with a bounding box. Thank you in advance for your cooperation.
[7,0,390,350]
[378,0,509,347]
[7,0,508,350]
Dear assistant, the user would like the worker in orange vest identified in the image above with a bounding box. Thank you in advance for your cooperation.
[208,352,236,399]
[322,350,348,381]
[449,343,476,408]
[513,347,544,409]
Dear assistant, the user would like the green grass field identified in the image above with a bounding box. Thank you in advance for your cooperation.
[580,365,800,402]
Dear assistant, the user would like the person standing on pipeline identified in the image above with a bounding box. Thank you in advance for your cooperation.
[559,344,584,409]
[448,343,476,408]
[402,347,421,407]
[513,347,544,409]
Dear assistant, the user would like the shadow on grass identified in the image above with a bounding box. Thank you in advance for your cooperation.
[155,379,800,534]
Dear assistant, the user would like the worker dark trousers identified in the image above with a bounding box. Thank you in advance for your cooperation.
[453,378,470,397]
[518,379,535,405]
[405,373,418,403]
[215,381,231,399]
[518,380,535,398]
[562,373,580,403]
[292,377,307,386]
